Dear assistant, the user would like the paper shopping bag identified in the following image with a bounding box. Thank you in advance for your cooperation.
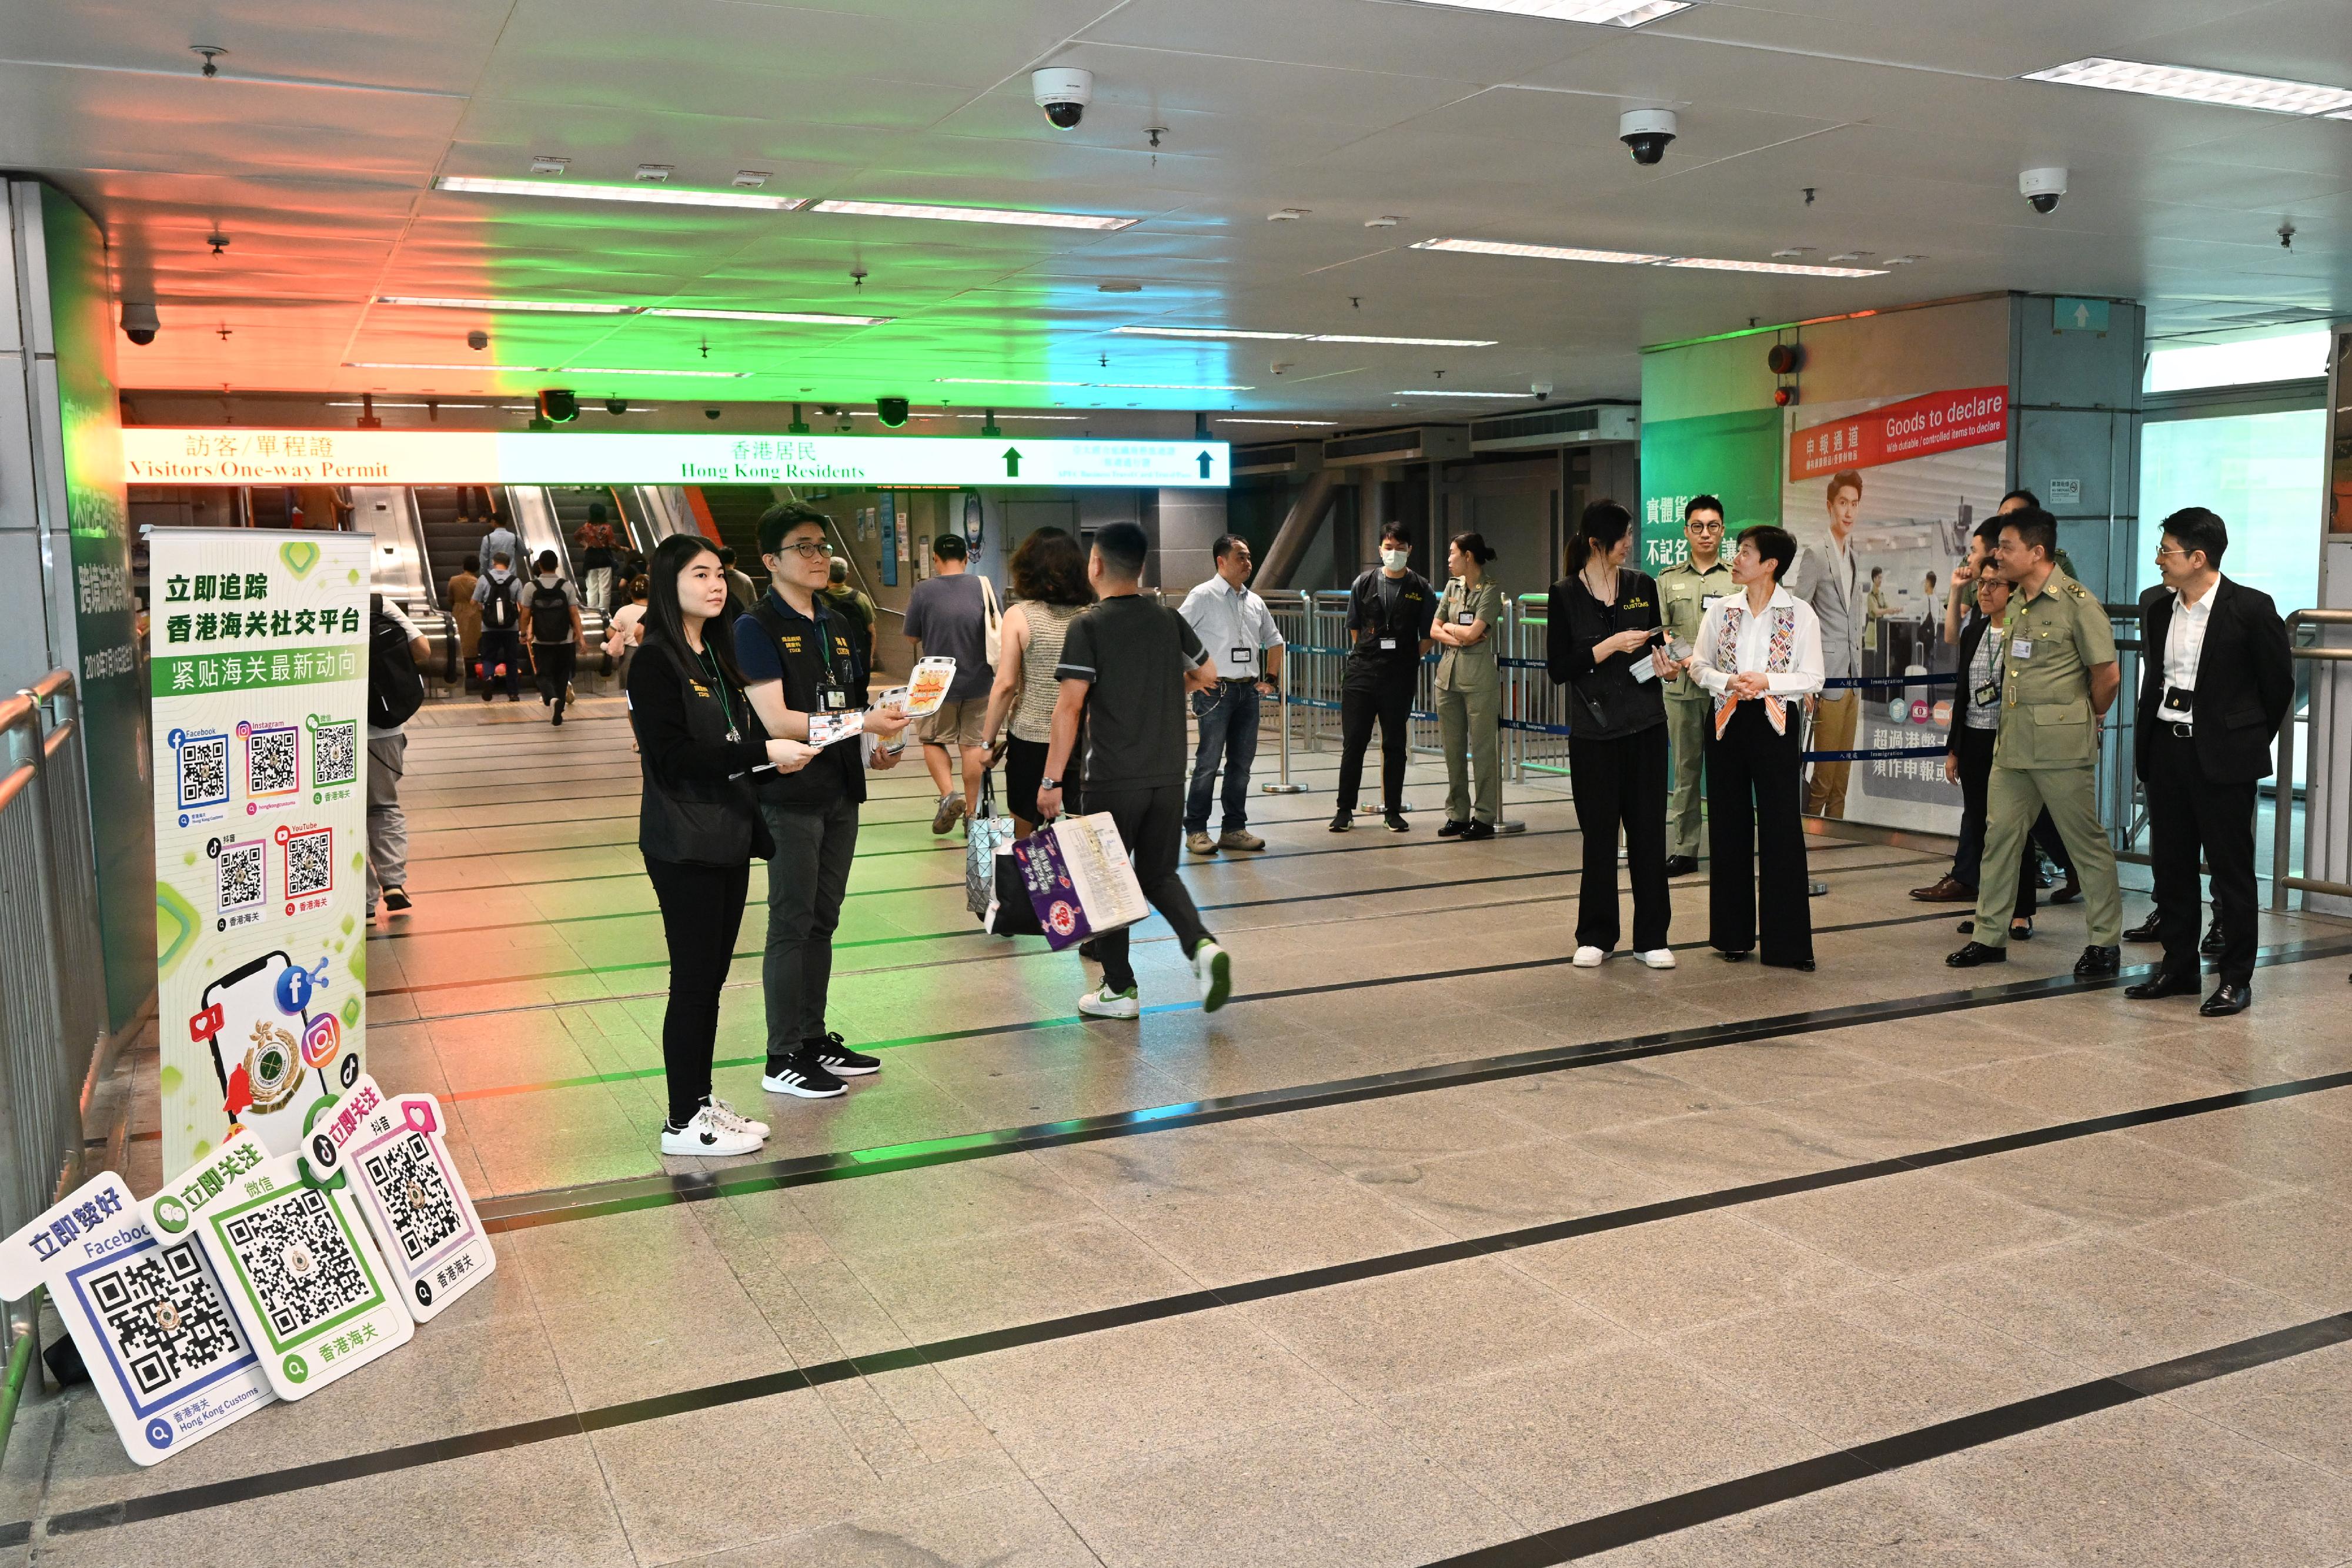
[1010,813,1152,951]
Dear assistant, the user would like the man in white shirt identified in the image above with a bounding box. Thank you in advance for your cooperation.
[1788,469,1865,817]
[1178,535,1285,855]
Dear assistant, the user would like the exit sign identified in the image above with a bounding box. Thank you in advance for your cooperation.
[2052,297,2111,335]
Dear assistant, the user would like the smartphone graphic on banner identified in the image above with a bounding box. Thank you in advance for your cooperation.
[189,950,320,1157]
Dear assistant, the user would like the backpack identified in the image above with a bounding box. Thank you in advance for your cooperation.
[482,574,519,628]
[528,579,573,641]
[368,594,425,730]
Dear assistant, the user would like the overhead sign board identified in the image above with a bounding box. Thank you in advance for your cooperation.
[120,429,1231,489]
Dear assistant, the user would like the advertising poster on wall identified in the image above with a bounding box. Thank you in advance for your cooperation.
[1639,407,1782,573]
[149,529,372,1178]
[1781,386,2012,833]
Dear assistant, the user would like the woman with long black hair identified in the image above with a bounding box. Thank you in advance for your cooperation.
[1546,500,1677,970]
[628,534,817,1156]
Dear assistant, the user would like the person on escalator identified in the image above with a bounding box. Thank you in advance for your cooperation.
[449,553,483,672]
[472,551,525,701]
[519,550,586,726]
[576,502,620,614]
[478,513,522,586]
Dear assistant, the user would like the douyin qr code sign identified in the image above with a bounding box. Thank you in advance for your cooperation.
[363,1133,461,1264]
[243,724,300,801]
[178,733,230,810]
[330,1080,496,1322]
[310,718,358,790]
[215,838,265,920]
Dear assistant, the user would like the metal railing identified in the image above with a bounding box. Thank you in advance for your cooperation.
[2271,607,2352,910]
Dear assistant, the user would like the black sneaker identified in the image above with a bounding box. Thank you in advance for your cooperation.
[806,1031,879,1077]
[1328,810,1353,833]
[1384,811,1410,833]
[760,1053,846,1099]
[1461,820,1496,841]
[1437,819,1468,838]
[552,701,565,727]
[382,886,413,912]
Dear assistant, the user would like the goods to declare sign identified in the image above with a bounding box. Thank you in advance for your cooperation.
[122,428,1233,489]
[1787,386,2007,481]
[149,529,373,1178]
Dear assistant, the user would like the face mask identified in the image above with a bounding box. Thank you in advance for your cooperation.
[1381,548,1409,571]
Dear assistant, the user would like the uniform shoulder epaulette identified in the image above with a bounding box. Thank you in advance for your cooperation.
[2064,582,2090,600]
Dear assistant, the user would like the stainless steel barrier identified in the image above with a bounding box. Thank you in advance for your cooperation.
[2270,607,2352,911]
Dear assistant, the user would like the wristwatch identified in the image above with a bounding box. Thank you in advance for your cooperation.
[1038,776,1060,791]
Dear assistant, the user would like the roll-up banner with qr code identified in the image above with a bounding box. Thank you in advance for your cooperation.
[0,1171,274,1464]
[146,529,374,1179]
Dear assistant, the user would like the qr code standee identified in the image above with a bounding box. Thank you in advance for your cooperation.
[81,1239,250,1402]
[312,721,358,788]
[245,726,299,798]
[218,1186,380,1343]
[178,734,229,808]
[285,828,332,898]
[216,841,265,912]
[361,1132,463,1264]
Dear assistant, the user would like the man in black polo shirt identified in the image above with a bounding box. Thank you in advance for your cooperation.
[1036,521,1232,1017]
[736,503,912,1098]
[1332,521,1436,832]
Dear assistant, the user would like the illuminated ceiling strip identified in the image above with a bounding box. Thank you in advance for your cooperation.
[434,175,807,210]
[936,377,1088,387]
[566,367,750,378]
[1218,417,1341,426]
[937,376,1255,392]
[377,296,634,315]
[375,297,895,326]
[810,199,1138,231]
[2022,56,2352,116]
[644,307,896,325]
[1396,389,1533,398]
[1112,326,1497,346]
[1402,0,1691,25]
[1662,256,1888,278]
[1412,237,1886,276]
[347,362,550,372]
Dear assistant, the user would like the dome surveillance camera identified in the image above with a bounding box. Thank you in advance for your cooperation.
[875,396,910,427]
[466,329,489,350]
[121,302,159,346]
[1531,380,1553,402]
[704,406,722,421]
[536,388,577,423]
[1033,66,1093,130]
[1619,108,1678,166]
[604,397,628,416]
[2020,167,2066,215]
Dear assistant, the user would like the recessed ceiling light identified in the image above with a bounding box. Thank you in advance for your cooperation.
[1267,209,1309,222]
[2022,56,2352,116]
[436,175,806,210]
[346,362,550,372]
[1218,417,1341,426]
[1399,0,1691,25]
[634,163,674,183]
[1664,256,1886,276]
[1396,389,1532,398]
[377,295,637,315]
[1885,255,1925,265]
[1770,247,1813,259]
[1365,216,1403,228]
[566,366,750,378]
[644,307,895,325]
[528,155,569,176]
[1415,236,1885,276]
[1825,252,1869,263]
[731,170,770,189]
[810,199,1137,231]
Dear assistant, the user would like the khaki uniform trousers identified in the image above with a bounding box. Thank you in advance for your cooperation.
[1436,672,1502,827]
[1664,691,1709,859]
[1970,763,2123,948]
[1805,690,1859,818]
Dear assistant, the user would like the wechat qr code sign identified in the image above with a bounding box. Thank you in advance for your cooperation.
[222,1188,377,1342]
[176,732,230,811]
[310,719,358,790]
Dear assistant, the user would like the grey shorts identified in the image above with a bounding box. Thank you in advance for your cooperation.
[920,697,988,750]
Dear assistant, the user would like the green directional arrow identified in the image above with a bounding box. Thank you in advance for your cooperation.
[1196,450,1214,479]
[1002,447,1022,478]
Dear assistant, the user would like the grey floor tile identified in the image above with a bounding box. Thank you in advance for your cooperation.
[839,1217,1198,1343]
[1514,1210,1880,1335]
[673,1479,1102,1567]
[2169,1339,2352,1479]
[1743,1168,2082,1279]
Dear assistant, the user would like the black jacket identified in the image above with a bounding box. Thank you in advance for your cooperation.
[1546,567,1666,740]
[626,639,774,862]
[2133,577,2293,783]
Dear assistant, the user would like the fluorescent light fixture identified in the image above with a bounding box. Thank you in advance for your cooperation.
[1218,417,1340,426]
[434,175,806,210]
[566,366,750,378]
[377,295,637,315]
[643,307,896,326]
[346,362,550,372]
[810,199,1137,231]
[1665,256,1887,277]
[1402,0,1689,22]
[951,412,1085,421]
[1396,389,1532,399]
[937,377,1087,387]
[326,400,492,409]
[1095,381,1253,390]
[1309,333,1498,346]
[1415,236,1886,276]
[1111,325,1496,346]
[2022,57,2352,116]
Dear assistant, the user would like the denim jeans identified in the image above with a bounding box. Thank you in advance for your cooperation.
[1184,681,1260,834]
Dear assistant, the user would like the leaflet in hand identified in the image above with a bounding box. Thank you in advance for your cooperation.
[905,657,957,718]
[807,710,866,748]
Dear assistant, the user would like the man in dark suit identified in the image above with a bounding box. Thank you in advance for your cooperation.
[2123,507,2294,1017]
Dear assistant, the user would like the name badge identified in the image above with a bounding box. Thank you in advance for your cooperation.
[1457,613,1475,626]
[2012,639,2033,658]
[1974,682,1999,707]
[1700,594,1725,609]
[1231,646,1252,666]
[1380,638,1397,650]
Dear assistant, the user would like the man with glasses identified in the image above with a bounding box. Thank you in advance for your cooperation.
[1658,496,1735,877]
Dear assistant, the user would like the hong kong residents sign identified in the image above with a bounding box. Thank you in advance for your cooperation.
[148,529,373,1178]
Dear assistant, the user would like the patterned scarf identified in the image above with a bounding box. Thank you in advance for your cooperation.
[1712,600,1799,736]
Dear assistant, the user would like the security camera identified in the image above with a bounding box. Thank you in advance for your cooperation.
[875,396,910,427]
[121,302,159,346]
[1619,109,1678,166]
[704,406,722,421]
[537,388,578,423]
[1531,380,1554,402]
[2020,167,2066,215]
[604,397,628,416]
[466,329,490,351]
[1033,67,1093,130]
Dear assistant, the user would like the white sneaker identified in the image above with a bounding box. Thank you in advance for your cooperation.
[1637,948,1678,970]
[1191,941,1232,1012]
[660,1105,763,1157]
[703,1096,770,1138]
[1572,946,1608,968]
[1078,983,1140,1019]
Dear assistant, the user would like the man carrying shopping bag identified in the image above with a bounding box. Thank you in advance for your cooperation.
[1034,521,1234,1018]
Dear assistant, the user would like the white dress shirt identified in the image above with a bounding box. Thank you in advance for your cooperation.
[1689,586,1827,698]
[1178,576,1284,678]
[2159,584,2213,724]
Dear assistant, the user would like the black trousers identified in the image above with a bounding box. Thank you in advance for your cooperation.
[2144,726,2258,987]
[1705,703,1813,966]
[644,856,751,1127]
[759,795,860,1065]
[477,626,523,697]
[1337,662,1415,813]
[1569,726,1671,952]
[1951,725,2040,922]
[1079,782,1211,993]
[532,640,576,707]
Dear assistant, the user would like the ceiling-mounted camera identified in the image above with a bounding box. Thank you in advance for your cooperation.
[1033,67,1093,130]
[466,329,490,351]
[1619,108,1678,166]
[875,396,910,427]
[121,302,159,346]
[604,397,628,416]
[537,389,577,423]
[2020,167,2066,215]
[704,407,723,421]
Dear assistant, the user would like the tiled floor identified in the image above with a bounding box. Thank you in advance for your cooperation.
[24,691,2352,1566]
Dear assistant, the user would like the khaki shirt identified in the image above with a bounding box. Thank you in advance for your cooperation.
[1658,557,1734,700]
[1434,579,1503,692]
[1992,567,2116,770]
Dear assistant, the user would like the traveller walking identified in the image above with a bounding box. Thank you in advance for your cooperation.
[1331,522,1435,832]
[365,593,427,921]
[575,501,620,613]
[626,534,818,1158]
[1682,525,1824,969]
[477,512,522,589]
[822,557,880,675]
[1430,532,1503,841]
[519,550,584,726]
[472,551,525,701]
[1037,521,1232,1017]
[1178,534,1285,855]
[983,528,1093,837]
[1548,502,1674,969]
[449,553,482,672]
[1658,497,1733,876]
[903,532,998,834]
[606,575,650,747]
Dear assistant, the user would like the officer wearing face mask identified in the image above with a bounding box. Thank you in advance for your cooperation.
[1331,522,1436,833]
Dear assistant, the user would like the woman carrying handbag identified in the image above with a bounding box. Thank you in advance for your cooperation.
[627,534,817,1157]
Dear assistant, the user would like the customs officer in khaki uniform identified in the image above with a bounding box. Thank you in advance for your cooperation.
[1658,496,1735,875]
[1946,507,2123,977]
[1431,531,1504,839]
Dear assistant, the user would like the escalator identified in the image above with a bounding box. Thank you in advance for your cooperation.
[413,486,509,600]
[691,485,780,593]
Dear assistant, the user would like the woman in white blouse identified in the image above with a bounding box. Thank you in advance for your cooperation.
[1678,524,1825,970]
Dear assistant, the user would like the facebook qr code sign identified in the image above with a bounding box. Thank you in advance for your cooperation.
[315,1076,495,1321]
[310,717,358,791]
[149,1136,413,1401]
[242,722,302,802]
[0,1171,272,1465]
[175,730,232,813]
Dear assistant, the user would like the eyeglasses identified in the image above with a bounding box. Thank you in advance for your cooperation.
[1685,519,1724,532]
[771,540,830,561]
[2153,544,2188,560]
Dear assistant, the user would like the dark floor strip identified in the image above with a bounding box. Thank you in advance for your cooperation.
[1416,1312,2352,1566]
[473,934,2352,1232]
[37,1054,2352,1538]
